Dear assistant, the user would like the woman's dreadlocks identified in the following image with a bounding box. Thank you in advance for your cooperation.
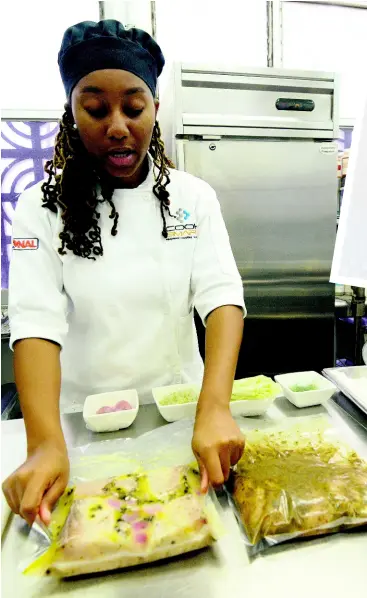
[42,108,175,259]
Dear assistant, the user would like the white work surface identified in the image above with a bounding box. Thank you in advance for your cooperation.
[2,398,367,598]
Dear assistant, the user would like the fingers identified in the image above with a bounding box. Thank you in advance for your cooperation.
[39,504,52,527]
[230,447,241,467]
[201,467,209,494]
[219,440,244,482]
[193,413,246,494]
[2,442,70,529]
[196,439,245,492]
[199,450,224,488]
[195,449,223,491]
[3,472,45,526]
[219,445,231,482]
[40,476,68,525]
[196,456,209,494]
[2,484,18,515]
[2,475,23,516]
[18,475,47,526]
[230,437,245,467]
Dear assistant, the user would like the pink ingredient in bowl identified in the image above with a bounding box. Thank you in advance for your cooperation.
[96,399,132,415]
[114,400,132,411]
[96,406,115,415]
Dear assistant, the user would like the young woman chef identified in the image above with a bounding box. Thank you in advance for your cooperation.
[3,20,246,527]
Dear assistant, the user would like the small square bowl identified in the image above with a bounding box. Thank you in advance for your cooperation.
[274,371,337,408]
[229,396,278,417]
[83,389,139,432]
[152,384,200,422]
[153,383,280,421]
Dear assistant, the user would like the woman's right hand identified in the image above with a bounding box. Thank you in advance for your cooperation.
[2,439,70,526]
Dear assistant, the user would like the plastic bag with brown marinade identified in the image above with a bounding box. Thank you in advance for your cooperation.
[229,418,367,552]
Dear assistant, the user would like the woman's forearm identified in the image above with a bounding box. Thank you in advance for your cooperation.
[14,338,65,453]
[198,305,244,411]
[193,305,244,489]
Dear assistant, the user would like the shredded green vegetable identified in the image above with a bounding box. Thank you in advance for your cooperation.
[231,376,280,401]
[159,376,280,406]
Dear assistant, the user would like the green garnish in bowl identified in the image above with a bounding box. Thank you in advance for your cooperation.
[159,389,199,406]
[290,383,318,393]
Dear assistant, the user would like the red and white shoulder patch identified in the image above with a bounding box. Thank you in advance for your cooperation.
[12,238,39,250]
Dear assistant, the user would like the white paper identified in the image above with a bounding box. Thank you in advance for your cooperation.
[330,95,367,288]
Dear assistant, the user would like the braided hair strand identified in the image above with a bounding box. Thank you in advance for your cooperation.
[42,109,175,258]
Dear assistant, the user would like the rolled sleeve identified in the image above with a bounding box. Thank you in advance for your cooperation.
[191,184,246,324]
[8,184,68,350]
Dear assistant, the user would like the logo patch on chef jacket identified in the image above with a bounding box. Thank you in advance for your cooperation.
[167,208,197,240]
[175,208,190,223]
[166,223,197,241]
[12,238,39,250]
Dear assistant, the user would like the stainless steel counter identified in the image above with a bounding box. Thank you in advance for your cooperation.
[62,404,168,446]
[2,400,367,598]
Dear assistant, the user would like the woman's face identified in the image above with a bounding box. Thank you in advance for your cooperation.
[71,69,158,186]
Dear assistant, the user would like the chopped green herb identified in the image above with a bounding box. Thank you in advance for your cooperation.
[159,389,198,406]
[290,383,318,392]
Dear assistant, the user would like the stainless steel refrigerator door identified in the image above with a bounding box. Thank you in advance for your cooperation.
[180,138,338,319]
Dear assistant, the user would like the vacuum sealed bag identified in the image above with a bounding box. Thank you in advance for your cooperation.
[228,417,367,553]
[23,422,221,577]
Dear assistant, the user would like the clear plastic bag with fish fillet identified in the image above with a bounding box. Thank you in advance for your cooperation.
[22,421,223,578]
[226,416,367,555]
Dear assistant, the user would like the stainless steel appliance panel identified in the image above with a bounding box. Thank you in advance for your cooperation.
[181,87,333,132]
[177,65,337,137]
[181,138,337,318]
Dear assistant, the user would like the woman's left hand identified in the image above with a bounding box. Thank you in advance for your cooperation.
[192,403,245,493]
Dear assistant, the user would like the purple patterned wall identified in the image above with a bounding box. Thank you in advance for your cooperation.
[1,121,58,288]
[338,127,353,152]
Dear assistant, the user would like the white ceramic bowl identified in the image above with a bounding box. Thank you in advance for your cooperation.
[229,396,278,417]
[275,371,337,408]
[152,384,200,422]
[153,383,279,421]
[83,389,139,432]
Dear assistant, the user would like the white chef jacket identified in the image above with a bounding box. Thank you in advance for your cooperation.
[9,160,245,412]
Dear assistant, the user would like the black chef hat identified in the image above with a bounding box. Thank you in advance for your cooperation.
[58,20,165,100]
